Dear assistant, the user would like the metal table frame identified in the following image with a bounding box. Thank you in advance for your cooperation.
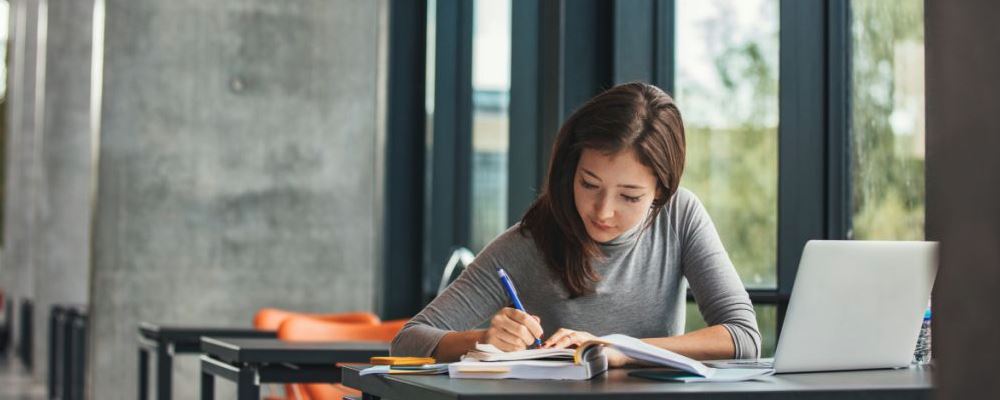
[198,337,389,400]
[137,322,276,400]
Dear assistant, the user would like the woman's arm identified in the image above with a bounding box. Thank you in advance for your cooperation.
[543,325,734,367]
[433,330,487,361]
[390,229,547,359]
[430,307,544,362]
[676,190,762,359]
[640,325,734,360]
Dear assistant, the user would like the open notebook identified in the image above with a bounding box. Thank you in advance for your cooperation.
[449,334,773,382]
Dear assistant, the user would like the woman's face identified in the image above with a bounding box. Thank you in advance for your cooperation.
[573,148,658,243]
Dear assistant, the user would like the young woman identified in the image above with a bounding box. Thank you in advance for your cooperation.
[392,82,760,366]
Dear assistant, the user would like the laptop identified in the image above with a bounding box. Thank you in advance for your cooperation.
[706,240,937,373]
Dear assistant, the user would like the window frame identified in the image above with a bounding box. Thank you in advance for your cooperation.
[423,0,475,304]
[387,0,856,334]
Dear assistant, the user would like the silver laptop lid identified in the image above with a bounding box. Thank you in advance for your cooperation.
[773,240,937,373]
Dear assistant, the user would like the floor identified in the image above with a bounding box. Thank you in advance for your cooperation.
[0,353,46,400]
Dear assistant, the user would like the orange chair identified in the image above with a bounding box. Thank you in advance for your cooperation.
[277,316,409,400]
[253,308,381,331]
[254,309,383,400]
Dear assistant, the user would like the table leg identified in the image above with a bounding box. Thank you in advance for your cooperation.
[200,369,215,400]
[237,366,260,400]
[156,343,172,400]
[139,347,149,400]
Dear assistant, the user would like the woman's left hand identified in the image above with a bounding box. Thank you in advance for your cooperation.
[542,328,630,367]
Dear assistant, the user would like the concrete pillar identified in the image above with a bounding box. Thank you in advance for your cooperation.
[1,0,41,354]
[87,0,385,398]
[31,0,96,381]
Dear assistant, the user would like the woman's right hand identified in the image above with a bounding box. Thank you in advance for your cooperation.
[480,307,544,352]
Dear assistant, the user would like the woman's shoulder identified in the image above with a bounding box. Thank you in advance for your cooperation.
[660,187,706,220]
[656,187,712,235]
[670,186,701,207]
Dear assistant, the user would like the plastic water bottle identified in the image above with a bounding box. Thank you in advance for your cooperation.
[912,308,932,365]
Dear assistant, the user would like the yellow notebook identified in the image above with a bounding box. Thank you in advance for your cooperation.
[369,356,436,366]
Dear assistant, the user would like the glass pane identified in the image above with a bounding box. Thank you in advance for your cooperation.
[0,0,8,245]
[850,0,925,240]
[676,0,779,288]
[424,0,436,224]
[686,302,778,357]
[469,0,511,252]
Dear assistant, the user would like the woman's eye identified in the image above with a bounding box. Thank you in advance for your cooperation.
[621,194,642,203]
[580,180,598,189]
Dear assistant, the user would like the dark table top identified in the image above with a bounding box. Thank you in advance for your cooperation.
[201,337,390,365]
[138,322,276,343]
[342,364,934,400]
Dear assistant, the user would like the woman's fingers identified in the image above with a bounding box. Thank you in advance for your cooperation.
[497,319,535,346]
[542,328,597,349]
[501,308,544,340]
[542,328,575,348]
[485,307,543,351]
[492,329,528,352]
[551,334,575,349]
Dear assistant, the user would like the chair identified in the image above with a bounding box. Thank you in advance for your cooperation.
[277,316,409,400]
[254,309,382,400]
[253,308,381,331]
[437,247,475,296]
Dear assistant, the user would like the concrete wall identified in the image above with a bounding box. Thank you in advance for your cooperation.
[30,0,95,381]
[1,0,40,354]
[87,0,384,398]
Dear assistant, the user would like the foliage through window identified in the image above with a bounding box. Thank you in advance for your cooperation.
[676,0,779,357]
[850,0,925,240]
[676,0,779,289]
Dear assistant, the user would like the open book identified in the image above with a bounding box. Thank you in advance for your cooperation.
[449,334,774,382]
[449,341,608,380]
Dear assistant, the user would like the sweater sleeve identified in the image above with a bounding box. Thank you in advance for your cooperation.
[674,189,762,359]
[390,233,514,356]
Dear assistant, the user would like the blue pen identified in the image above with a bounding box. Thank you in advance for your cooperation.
[496,267,543,348]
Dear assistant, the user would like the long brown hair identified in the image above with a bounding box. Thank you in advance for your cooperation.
[519,82,686,298]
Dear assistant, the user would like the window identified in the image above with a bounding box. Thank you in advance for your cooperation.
[849,0,925,241]
[676,0,779,357]
[411,0,927,345]
[0,0,9,245]
[675,0,779,289]
[470,0,511,252]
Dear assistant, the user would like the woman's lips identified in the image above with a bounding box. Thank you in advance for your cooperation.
[591,219,615,231]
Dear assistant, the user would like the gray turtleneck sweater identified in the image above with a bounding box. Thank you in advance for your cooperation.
[391,188,761,359]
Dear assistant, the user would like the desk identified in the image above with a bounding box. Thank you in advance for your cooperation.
[137,322,276,400]
[199,337,390,400]
[342,364,933,400]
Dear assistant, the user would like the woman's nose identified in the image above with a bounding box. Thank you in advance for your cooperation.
[595,194,614,220]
